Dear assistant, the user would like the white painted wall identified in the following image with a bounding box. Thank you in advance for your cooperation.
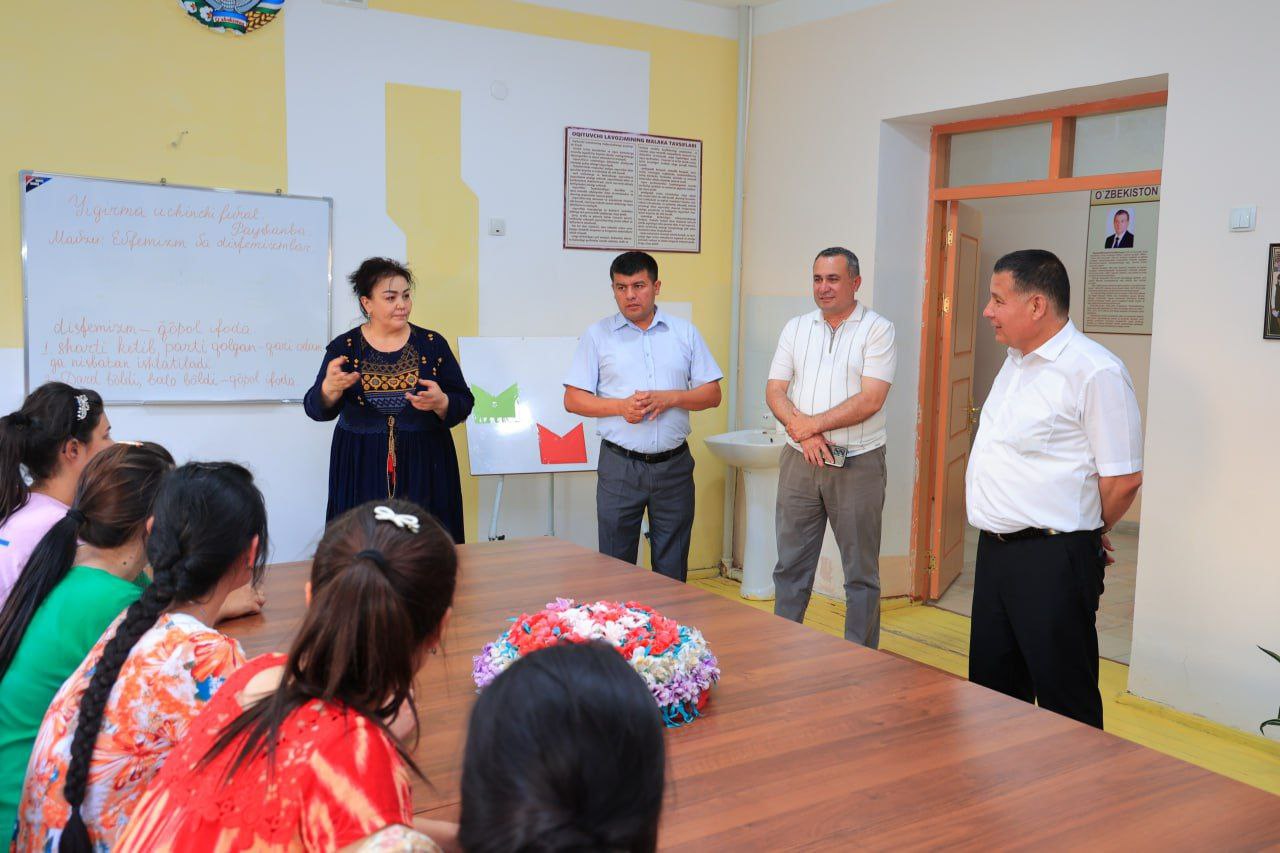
[744,0,1280,734]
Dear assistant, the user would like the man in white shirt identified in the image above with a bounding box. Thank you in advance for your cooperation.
[766,247,896,647]
[966,249,1143,729]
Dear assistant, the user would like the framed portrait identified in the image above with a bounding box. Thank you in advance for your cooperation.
[1266,244,1280,340]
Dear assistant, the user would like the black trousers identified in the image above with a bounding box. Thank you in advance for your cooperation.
[968,529,1106,729]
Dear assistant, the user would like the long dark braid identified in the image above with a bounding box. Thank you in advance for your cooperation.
[59,462,268,853]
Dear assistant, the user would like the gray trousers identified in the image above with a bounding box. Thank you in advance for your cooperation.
[597,443,695,582]
[773,444,887,647]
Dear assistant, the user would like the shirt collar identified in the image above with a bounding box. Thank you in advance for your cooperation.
[613,306,668,332]
[1010,319,1076,365]
[811,301,865,326]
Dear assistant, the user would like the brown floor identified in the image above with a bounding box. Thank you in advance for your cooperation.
[933,525,1139,664]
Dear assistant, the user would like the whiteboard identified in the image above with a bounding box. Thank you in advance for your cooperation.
[20,171,332,403]
[459,337,600,475]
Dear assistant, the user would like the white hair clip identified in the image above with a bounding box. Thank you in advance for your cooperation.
[374,505,420,533]
[74,394,90,421]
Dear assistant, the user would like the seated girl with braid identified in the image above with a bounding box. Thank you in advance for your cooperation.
[15,461,269,852]
[116,499,459,852]
[0,441,173,839]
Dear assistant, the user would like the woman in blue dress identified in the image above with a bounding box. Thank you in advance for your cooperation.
[304,258,474,541]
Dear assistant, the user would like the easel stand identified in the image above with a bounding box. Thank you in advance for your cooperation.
[487,473,556,541]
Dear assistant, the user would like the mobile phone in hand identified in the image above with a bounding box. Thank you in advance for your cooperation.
[823,444,848,468]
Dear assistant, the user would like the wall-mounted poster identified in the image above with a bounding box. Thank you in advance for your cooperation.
[1265,244,1280,340]
[1082,184,1160,335]
[563,127,702,253]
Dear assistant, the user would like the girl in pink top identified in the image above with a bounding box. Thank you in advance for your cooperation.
[0,383,113,608]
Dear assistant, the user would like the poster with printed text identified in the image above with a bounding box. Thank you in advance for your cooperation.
[1082,185,1160,335]
[563,127,702,253]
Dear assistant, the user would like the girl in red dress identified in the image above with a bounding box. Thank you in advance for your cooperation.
[117,499,458,852]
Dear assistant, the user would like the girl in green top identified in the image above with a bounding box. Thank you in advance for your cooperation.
[0,441,174,836]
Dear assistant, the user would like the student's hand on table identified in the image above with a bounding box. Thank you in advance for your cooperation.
[388,689,418,742]
[637,390,681,420]
[321,356,361,397]
[216,583,266,623]
[407,379,449,417]
[412,818,461,853]
[799,434,833,467]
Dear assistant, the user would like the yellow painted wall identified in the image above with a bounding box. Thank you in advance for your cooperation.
[0,1,288,347]
[385,84,481,542]
[2,0,737,565]
[369,1,738,561]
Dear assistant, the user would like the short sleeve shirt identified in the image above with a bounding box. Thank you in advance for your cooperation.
[116,654,415,852]
[564,307,722,453]
[18,613,246,850]
[768,303,897,455]
[0,493,68,610]
[966,320,1144,533]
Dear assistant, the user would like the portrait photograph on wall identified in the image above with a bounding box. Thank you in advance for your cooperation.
[1265,243,1280,339]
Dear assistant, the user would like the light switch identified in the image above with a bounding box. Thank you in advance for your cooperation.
[488,218,506,237]
[1230,206,1256,232]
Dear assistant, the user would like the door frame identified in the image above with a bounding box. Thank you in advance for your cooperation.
[908,90,1167,600]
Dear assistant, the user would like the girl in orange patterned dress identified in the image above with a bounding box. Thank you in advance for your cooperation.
[116,499,458,852]
[16,462,269,852]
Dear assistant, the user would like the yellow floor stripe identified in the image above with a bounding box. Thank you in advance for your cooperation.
[691,577,1280,795]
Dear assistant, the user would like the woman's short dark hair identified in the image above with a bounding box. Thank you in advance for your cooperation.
[349,257,414,316]
[459,641,666,853]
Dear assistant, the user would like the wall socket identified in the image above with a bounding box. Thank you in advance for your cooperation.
[488,218,506,237]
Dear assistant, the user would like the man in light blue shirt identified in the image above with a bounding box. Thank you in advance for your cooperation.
[564,251,722,581]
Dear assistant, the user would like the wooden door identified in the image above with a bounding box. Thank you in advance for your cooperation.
[928,202,982,599]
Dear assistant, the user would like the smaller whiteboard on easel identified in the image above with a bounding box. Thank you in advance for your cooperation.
[459,337,600,475]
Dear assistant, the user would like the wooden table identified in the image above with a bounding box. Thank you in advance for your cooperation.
[224,538,1280,850]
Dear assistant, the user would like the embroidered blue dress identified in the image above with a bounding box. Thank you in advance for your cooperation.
[304,324,474,542]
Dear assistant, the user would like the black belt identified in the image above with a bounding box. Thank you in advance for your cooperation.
[601,439,688,464]
[981,527,1101,543]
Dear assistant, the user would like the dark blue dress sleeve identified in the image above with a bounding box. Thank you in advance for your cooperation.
[304,338,345,422]
[435,338,473,429]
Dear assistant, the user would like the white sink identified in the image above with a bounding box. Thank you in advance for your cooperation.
[704,429,786,469]
[703,429,789,601]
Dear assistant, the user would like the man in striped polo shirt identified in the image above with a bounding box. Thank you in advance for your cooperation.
[765,247,897,647]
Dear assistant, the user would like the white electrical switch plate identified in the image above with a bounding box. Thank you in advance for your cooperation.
[488,218,506,237]
[1229,206,1256,232]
